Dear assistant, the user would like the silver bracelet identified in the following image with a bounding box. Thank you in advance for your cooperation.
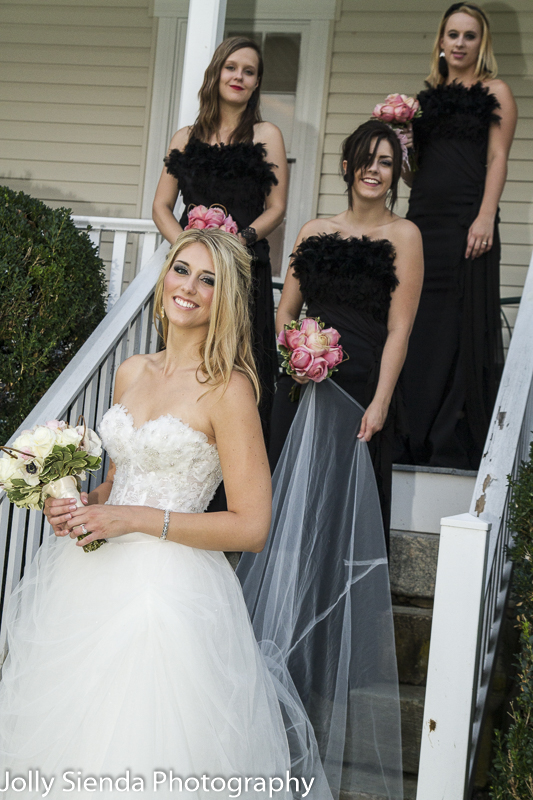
[160,509,170,541]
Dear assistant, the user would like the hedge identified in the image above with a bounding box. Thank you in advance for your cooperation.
[0,186,106,442]
[490,440,533,799]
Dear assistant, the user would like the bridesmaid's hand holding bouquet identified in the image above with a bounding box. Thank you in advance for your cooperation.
[372,93,421,171]
[277,318,345,400]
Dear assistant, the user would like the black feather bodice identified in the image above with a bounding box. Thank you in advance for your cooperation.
[413,81,501,154]
[165,137,278,228]
[291,233,398,323]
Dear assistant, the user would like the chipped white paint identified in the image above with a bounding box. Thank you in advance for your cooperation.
[418,248,533,798]
[416,513,490,800]
[470,248,533,577]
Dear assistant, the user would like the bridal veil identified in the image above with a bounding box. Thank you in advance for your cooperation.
[237,379,403,800]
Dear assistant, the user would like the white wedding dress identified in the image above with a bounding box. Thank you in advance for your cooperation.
[0,405,294,799]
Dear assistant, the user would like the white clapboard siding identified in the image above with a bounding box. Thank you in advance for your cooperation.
[319,1,533,312]
[0,1,155,217]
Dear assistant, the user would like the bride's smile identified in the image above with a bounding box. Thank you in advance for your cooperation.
[163,242,216,330]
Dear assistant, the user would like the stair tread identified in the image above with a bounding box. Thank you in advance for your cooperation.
[392,604,432,617]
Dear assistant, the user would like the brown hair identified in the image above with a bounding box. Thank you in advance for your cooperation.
[427,3,498,86]
[340,120,403,212]
[190,36,264,145]
[153,229,260,402]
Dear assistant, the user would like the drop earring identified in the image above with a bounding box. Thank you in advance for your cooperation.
[160,305,165,319]
[439,50,449,78]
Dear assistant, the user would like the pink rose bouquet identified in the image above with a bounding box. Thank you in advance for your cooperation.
[371,93,421,171]
[277,318,345,399]
[184,204,238,235]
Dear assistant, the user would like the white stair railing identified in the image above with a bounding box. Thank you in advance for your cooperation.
[416,249,533,800]
[0,240,170,659]
[72,216,160,310]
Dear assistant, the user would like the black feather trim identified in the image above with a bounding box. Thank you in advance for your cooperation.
[291,233,398,323]
[165,137,278,200]
[413,81,501,153]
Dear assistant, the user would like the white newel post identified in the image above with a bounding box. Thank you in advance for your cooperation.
[177,0,227,129]
[416,513,490,800]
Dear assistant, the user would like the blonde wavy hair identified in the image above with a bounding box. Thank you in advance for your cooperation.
[427,3,498,86]
[153,229,260,402]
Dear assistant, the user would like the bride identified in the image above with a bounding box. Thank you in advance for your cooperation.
[0,229,325,799]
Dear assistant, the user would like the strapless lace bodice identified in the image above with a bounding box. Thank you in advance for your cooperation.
[98,404,222,514]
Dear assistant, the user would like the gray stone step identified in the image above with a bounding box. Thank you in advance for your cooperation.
[393,605,432,685]
[400,684,425,775]
[339,774,417,800]
[390,529,439,600]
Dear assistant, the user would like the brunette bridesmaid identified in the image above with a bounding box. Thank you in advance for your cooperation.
[153,36,288,443]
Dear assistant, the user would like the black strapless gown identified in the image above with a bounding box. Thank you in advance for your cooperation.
[400,82,504,469]
[269,234,401,548]
[165,137,279,440]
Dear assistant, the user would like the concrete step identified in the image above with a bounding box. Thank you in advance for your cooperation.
[393,605,432,685]
[400,684,425,774]
[342,683,424,777]
[390,529,439,601]
[339,774,417,800]
[391,463,476,535]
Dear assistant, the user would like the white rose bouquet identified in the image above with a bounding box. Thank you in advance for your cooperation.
[0,418,105,552]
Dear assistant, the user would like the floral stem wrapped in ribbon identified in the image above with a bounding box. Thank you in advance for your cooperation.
[184,204,238,234]
[0,418,105,552]
[372,93,421,171]
[277,317,346,401]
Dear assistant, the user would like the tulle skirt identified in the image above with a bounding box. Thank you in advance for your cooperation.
[0,531,294,799]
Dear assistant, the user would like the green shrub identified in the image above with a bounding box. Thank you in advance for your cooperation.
[490,441,533,800]
[0,186,106,441]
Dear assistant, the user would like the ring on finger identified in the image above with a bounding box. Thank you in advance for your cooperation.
[482,240,488,246]
[80,524,88,535]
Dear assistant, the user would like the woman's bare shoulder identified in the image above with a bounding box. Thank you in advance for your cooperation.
[298,217,340,240]
[484,78,514,103]
[386,216,422,251]
[114,354,161,399]
[168,125,193,153]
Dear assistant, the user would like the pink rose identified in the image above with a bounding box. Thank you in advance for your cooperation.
[223,216,238,235]
[373,102,384,118]
[45,419,63,430]
[277,329,288,348]
[187,205,208,221]
[299,318,321,335]
[185,217,207,230]
[305,331,330,356]
[405,96,419,113]
[290,347,314,375]
[321,327,341,346]
[204,207,226,228]
[306,357,329,382]
[393,104,411,123]
[378,104,395,122]
[323,346,343,368]
[285,328,308,350]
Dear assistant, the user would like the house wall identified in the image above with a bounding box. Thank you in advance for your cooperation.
[318,0,533,331]
[0,0,156,217]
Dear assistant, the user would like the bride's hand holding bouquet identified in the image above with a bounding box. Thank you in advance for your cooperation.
[0,419,106,552]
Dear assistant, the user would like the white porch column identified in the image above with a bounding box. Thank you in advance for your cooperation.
[177,0,228,129]
[416,512,490,800]
[142,0,227,217]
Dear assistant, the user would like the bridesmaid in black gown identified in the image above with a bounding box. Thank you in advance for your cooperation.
[399,3,517,469]
[270,121,424,547]
[153,36,288,442]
